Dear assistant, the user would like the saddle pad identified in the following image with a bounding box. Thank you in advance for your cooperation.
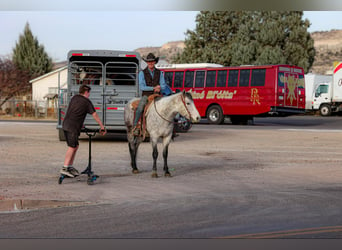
[131,94,162,110]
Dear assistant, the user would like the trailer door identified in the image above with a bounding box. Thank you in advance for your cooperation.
[68,61,104,127]
[103,61,139,127]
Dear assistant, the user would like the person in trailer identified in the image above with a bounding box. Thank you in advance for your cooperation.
[133,52,173,135]
[60,84,107,178]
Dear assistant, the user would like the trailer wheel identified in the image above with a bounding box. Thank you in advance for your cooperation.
[58,129,66,141]
[320,104,331,116]
[207,105,224,124]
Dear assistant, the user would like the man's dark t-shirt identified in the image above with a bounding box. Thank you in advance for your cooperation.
[62,94,96,134]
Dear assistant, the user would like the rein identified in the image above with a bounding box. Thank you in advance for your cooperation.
[153,94,192,124]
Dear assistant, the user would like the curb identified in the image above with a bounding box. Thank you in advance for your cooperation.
[0,199,89,212]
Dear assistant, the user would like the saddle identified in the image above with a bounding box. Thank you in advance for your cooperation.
[131,94,161,139]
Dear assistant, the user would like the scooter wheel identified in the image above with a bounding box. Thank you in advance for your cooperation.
[87,177,95,185]
[58,176,64,184]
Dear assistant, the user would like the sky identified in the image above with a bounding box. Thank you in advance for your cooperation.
[0,10,341,62]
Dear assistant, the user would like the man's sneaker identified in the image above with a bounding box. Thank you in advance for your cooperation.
[60,166,79,178]
[68,166,80,177]
[60,167,74,178]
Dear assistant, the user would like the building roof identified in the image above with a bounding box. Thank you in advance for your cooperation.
[29,65,67,84]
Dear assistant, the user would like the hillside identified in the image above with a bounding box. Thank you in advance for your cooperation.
[135,29,342,74]
[310,29,342,74]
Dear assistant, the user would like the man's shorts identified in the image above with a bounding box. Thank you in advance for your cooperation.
[64,130,79,148]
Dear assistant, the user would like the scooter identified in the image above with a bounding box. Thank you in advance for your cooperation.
[58,128,101,185]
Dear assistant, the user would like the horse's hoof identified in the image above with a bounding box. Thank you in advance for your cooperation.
[151,172,158,178]
[132,169,140,174]
[164,173,172,178]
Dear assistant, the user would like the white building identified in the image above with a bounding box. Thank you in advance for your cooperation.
[30,66,67,101]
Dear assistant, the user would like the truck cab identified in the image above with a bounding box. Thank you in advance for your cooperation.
[313,82,332,115]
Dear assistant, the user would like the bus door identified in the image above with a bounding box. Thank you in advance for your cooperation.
[284,72,299,108]
[103,61,139,126]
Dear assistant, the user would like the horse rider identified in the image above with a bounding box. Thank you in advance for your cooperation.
[133,52,172,135]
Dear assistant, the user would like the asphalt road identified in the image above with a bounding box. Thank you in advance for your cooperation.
[1,116,342,239]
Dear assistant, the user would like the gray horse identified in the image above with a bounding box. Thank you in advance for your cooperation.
[124,91,201,177]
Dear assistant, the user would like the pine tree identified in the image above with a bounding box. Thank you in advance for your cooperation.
[173,11,315,73]
[12,22,53,78]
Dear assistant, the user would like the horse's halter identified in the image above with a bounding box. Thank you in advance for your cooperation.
[154,93,192,124]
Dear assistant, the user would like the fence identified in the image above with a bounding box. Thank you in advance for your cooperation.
[0,99,58,119]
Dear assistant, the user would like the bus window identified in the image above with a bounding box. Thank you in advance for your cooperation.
[195,71,205,88]
[278,72,285,88]
[239,69,250,87]
[184,71,194,88]
[164,71,174,87]
[298,74,304,89]
[228,70,239,87]
[206,70,216,87]
[251,69,266,86]
[174,71,184,88]
[217,70,227,87]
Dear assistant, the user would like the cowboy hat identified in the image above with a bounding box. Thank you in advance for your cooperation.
[143,53,159,63]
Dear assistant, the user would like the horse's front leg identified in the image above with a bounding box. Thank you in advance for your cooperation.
[151,141,158,178]
[162,136,172,177]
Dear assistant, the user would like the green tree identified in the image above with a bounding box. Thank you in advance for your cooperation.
[173,11,315,73]
[12,22,53,78]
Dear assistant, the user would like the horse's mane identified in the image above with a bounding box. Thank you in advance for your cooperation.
[166,91,193,100]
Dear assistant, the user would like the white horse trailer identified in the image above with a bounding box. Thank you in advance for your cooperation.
[57,50,141,140]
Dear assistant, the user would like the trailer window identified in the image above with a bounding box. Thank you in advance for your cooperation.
[206,71,216,87]
[228,70,238,87]
[195,71,205,88]
[106,62,137,85]
[251,69,266,86]
[174,71,184,88]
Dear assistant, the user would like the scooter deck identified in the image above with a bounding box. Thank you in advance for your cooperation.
[58,172,99,185]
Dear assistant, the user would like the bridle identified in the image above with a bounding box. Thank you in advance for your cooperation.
[153,93,192,124]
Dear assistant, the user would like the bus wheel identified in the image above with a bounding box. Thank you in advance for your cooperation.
[207,105,224,124]
[320,104,331,116]
[58,129,66,141]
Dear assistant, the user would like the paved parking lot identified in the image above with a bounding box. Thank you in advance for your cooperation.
[1,119,342,238]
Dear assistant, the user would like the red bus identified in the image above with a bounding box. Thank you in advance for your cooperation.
[158,63,305,124]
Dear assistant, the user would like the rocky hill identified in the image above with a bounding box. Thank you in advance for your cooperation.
[310,29,342,74]
[135,41,185,62]
[135,29,342,74]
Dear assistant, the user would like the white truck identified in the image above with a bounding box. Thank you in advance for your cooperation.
[306,62,342,116]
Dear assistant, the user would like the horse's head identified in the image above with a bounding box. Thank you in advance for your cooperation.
[179,90,201,123]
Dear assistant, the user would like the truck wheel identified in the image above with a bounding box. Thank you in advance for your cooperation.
[58,129,66,141]
[320,104,331,116]
[207,105,224,124]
